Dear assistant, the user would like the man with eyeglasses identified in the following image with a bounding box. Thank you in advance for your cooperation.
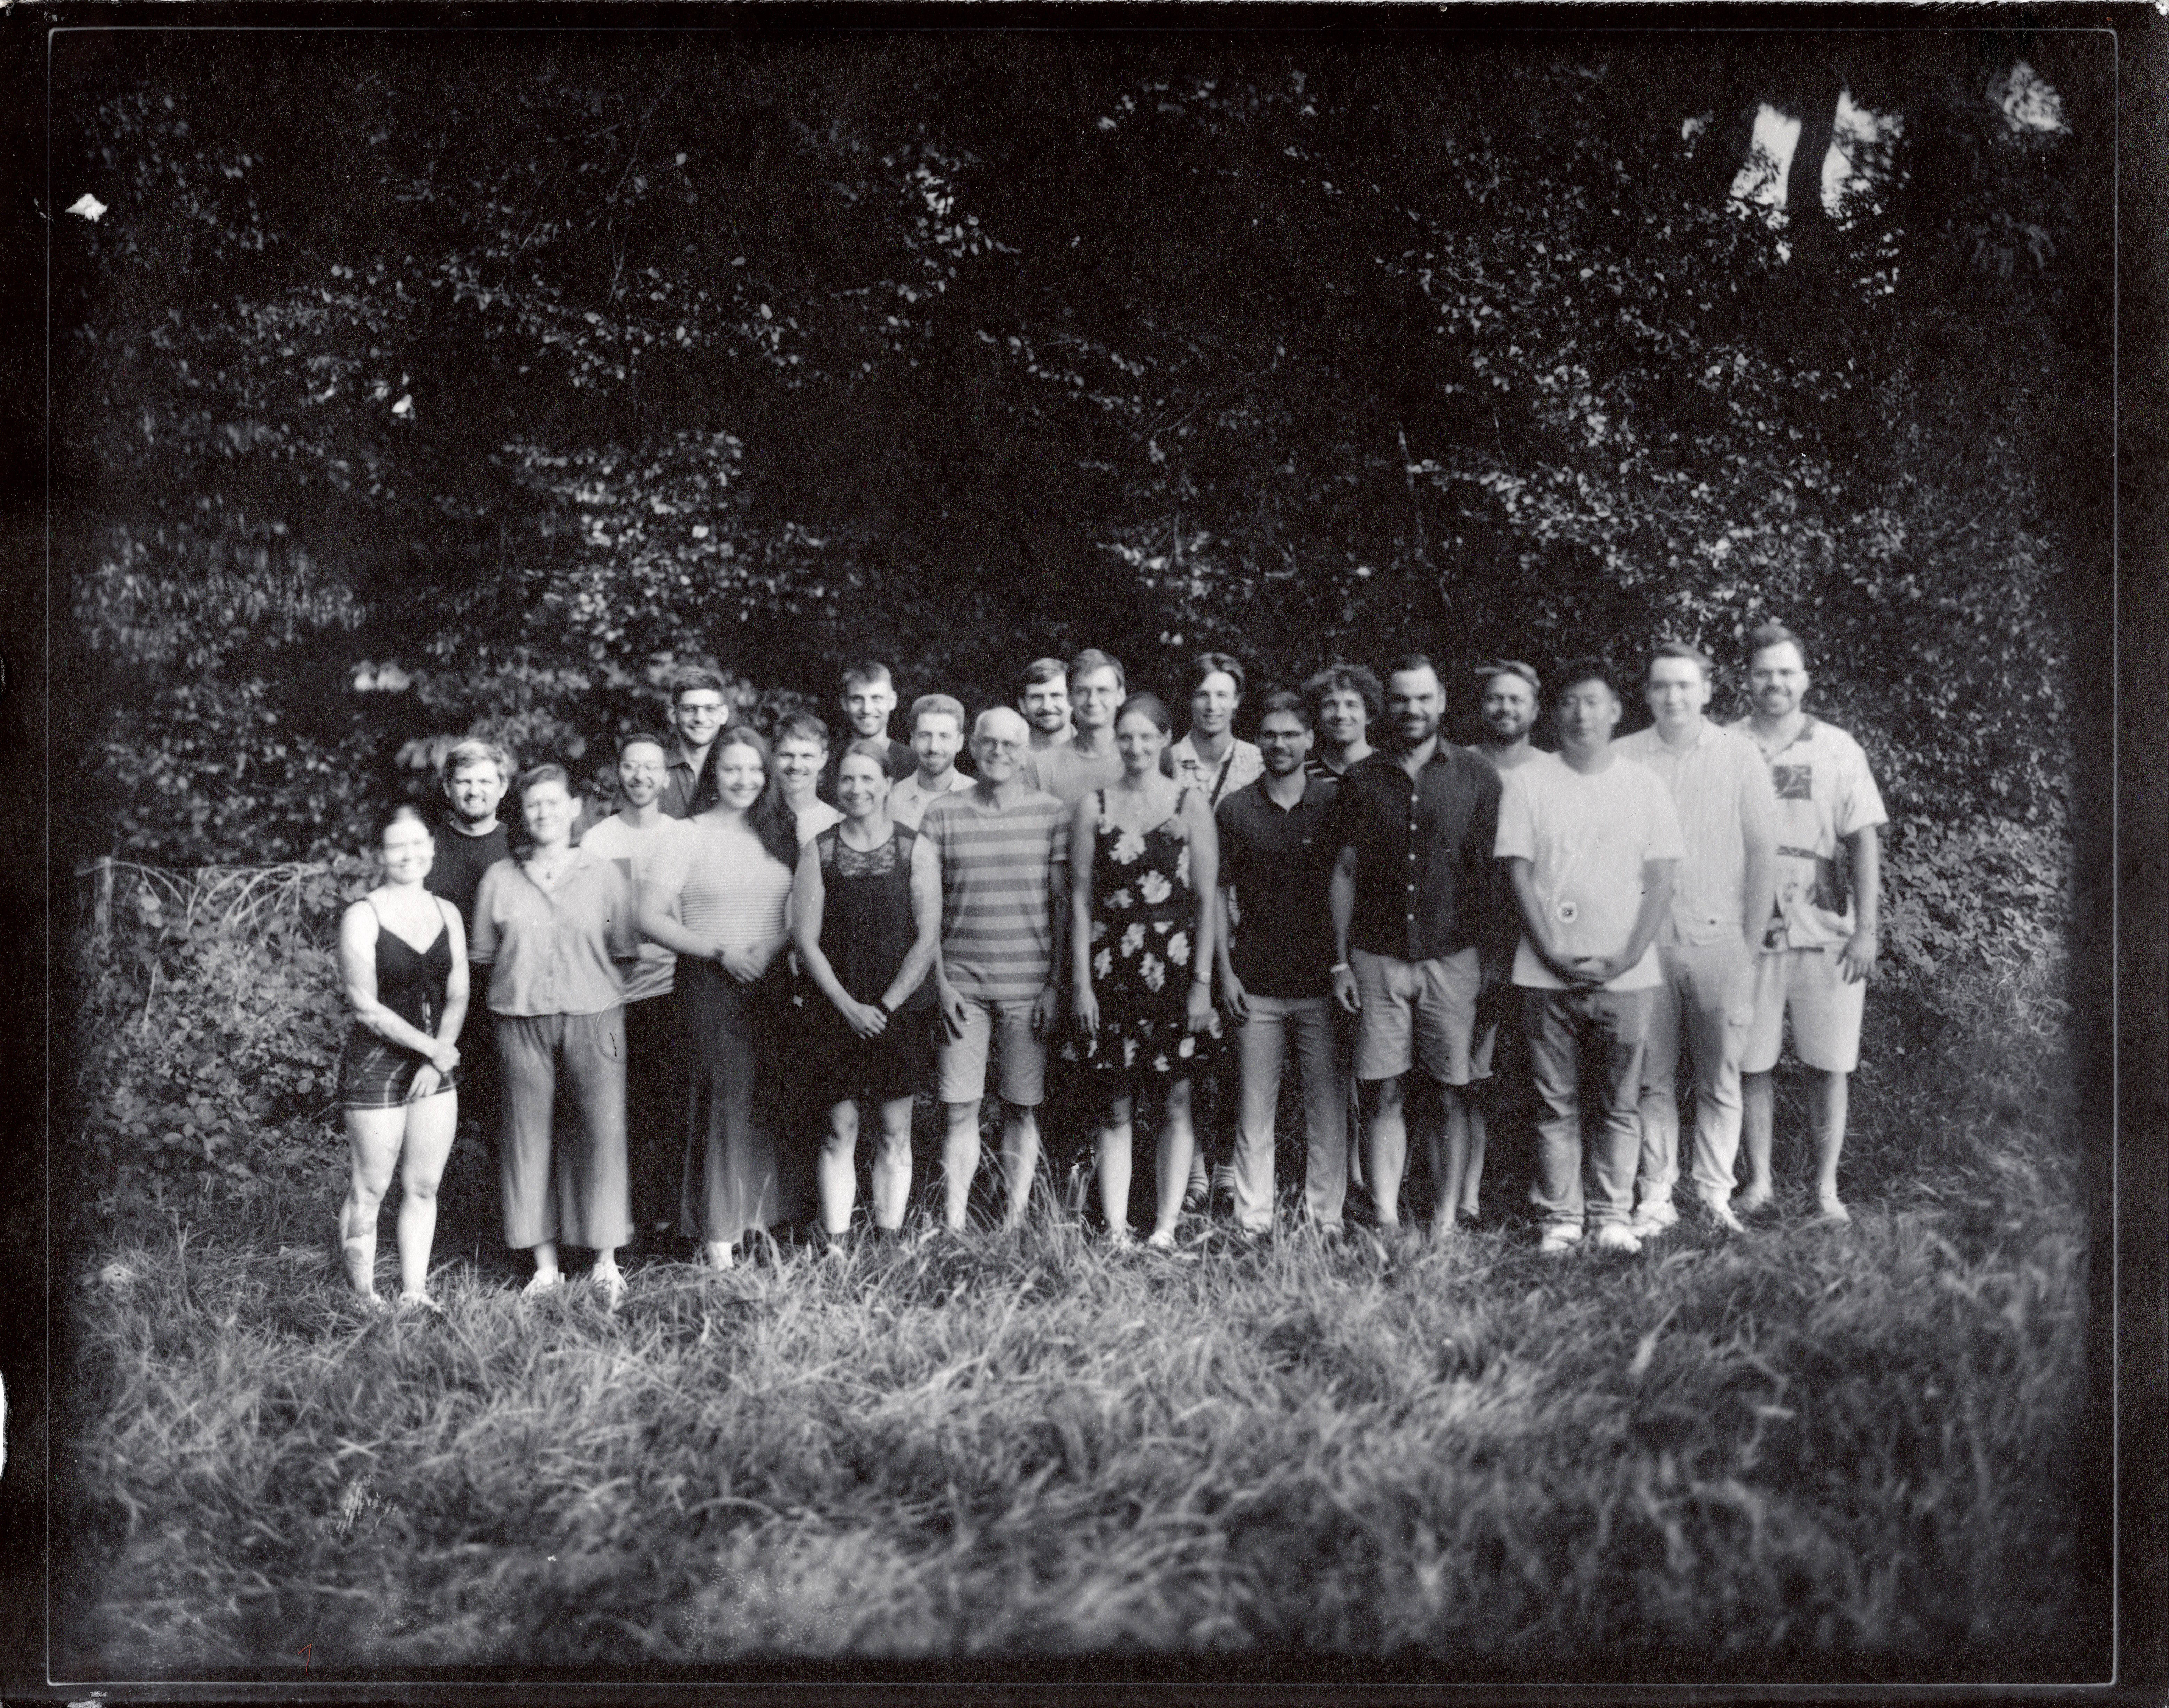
[657,667,731,821]
[580,732,687,1251]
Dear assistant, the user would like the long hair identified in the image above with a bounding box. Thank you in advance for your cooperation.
[689,725,800,869]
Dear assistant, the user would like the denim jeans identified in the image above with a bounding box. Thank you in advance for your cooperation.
[1231,994,1352,1232]
[1522,986,1653,1233]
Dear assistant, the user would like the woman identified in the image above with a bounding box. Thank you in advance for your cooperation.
[638,725,810,1268]
[1069,693,1222,1247]
[791,738,941,1237]
[336,806,468,1311]
[469,764,639,1300]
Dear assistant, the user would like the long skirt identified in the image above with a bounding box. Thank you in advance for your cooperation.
[677,957,811,1246]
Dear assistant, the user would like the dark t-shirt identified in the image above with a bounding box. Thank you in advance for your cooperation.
[425,820,512,935]
[1216,775,1340,1000]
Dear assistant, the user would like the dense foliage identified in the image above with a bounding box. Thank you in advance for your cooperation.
[55,31,2100,927]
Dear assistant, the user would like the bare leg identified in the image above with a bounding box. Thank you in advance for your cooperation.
[1153,1078,1197,1241]
[999,1101,1041,1230]
[1427,1083,1475,1236]
[1738,1071,1775,1209]
[394,1089,458,1299]
[1096,1094,1135,1237]
[1811,1069,1850,1217]
[1363,1076,1410,1228]
[819,1099,862,1235]
[941,1099,983,1231]
[340,1107,404,1299]
[871,1096,915,1231]
[1460,1098,1487,1221]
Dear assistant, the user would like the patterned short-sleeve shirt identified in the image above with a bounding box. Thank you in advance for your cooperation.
[1728,715,1888,951]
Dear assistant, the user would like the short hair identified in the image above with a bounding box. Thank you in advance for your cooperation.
[1745,621,1808,669]
[834,736,896,776]
[772,711,831,752]
[1016,657,1068,697]
[1067,647,1126,691]
[1647,640,1714,681]
[516,761,571,798]
[667,665,728,705]
[376,803,431,843]
[616,729,670,761]
[442,737,512,785]
[910,692,966,733]
[839,660,894,695]
[1384,653,1442,688]
[1255,689,1313,730]
[1301,663,1384,726]
[1187,652,1247,702]
[1553,655,1622,699]
[1473,659,1542,698]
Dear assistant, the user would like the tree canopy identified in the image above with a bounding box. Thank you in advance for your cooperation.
[53,26,2105,869]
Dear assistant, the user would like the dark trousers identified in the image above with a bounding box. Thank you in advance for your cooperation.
[621,993,683,1234]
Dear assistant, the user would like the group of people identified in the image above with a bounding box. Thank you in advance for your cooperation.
[331,621,1885,1306]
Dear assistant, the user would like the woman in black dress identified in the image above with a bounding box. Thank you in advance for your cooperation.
[1068,693,1222,1247]
[791,738,943,1235]
[335,805,469,1310]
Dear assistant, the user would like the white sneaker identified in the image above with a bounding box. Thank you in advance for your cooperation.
[1592,1223,1642,1255]
[1631,1200,1679,1237]
[1697,1194,1745,1233]
[1538,1225,1583,1255]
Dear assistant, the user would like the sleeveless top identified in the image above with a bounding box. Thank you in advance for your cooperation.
[366,898,455,1036]
[815,822,933,1014]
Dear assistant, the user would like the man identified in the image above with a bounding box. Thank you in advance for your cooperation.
[1173,652,1265,806]
[1021,648,1127,807]
[657,667,731,821]
[1217,691,1351,1237]
[773,711,843,845]
[890,693,975,831]
[818,661,915,805]
[1325,654,1507,1243]
[1462,658,1550,1224]
[1496,658,1683,1256]
[1017,657,1074,754]
[578,732,686,1250]
[1302,663,1383,781]
[1729,621,1886,1225]
[917,707,1072,1232]
[1614,643,1778,1238]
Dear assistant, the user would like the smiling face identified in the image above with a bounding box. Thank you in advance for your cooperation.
[617,739,667,810]
[1020,678,1070,738]
[1070,666,1123,733]
[1256,709,1312,778]
[773,736,826,801]
[1189,671,1239,740]
[1317,685,1370,751]
[835,752,892,822]
[520,778,575,849]
[1645,656,1712,734]
[841,678,896,740]
[1555,676,1621,759]
[379,815,436,884]
[445,758,508,828]
[714,741,767,813]
[1386,667,1443,751]
[970,709,1030,785]
[1114,705,1170,777]
[669,689,728,753]
[1480,674,1538,746]
[912,711,963,777]
[1748,642,1809,721]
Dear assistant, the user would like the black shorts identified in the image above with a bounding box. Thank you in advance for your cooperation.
[337,1028,461,1110]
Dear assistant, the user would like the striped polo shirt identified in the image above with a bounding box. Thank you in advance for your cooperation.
[1615,720,1778,948]
[917,784,1072,1002]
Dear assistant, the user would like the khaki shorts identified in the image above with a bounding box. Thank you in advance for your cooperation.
[936,994,1048,1108]
[1351,946,1482,1086]
[1743,947,1866,1075]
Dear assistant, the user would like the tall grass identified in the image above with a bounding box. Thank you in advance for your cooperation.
[57,951,2100,1682]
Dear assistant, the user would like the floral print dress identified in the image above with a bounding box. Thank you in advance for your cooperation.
[1068,786,1222,1089]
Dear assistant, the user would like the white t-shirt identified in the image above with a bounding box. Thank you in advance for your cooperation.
[1496,753,1685,992]
[790,799,844,847]
[578,814,685,1003]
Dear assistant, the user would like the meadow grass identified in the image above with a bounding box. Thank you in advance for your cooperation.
[56,954,2100,1683]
